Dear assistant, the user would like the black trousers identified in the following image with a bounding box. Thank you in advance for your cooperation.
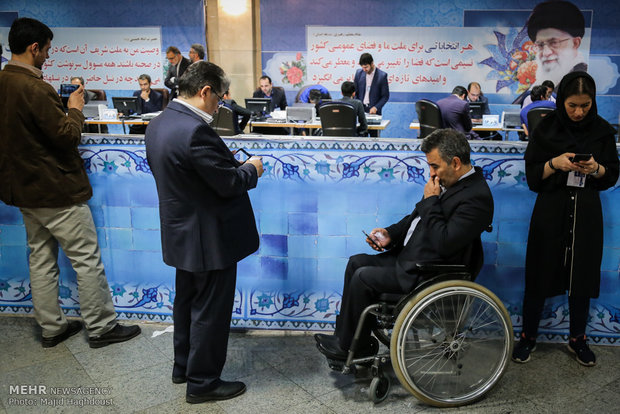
[173,265,237,394]
[521,292,590,339]
[334,253,408,350]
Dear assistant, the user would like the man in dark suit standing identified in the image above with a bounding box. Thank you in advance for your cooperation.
[145,61,264,404]
[437,86,479,140]
[164,46,191,101]
[353,53,389,136]
[315,129,493,360]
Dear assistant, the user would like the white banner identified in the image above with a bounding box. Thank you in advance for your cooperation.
[39,27,164,90]
[307,26,590,94]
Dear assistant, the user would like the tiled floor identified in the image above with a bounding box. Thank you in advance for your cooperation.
[1,315,619,413]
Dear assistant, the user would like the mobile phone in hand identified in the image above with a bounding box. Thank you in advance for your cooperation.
[59,83,79,98]
[362,230,382,250]
[569,153,592,163]
[234,148,253,162]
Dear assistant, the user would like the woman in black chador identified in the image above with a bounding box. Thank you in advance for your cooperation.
[512,71,619,366]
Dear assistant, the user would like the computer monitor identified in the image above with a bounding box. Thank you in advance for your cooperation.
[468,101,484,120]
[245,98,272,117]
[112,96,140,116]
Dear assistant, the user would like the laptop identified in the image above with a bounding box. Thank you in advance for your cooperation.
[502,105,522,129]
[83,100,107,118]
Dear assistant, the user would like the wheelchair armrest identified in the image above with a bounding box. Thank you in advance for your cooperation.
[415,263,468,273]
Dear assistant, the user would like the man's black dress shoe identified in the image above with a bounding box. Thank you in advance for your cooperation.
[88,324,141,348]
[315,333,378,361]
[42,320,82,348]
[172,376,186,384]
[186,380,246,404]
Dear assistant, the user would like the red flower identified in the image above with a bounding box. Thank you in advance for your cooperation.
[521,41,535,53]
[517,60,537,85]
[296,52,302,61]
[286,66,303,85]
[509,60,518,71]
[511,51,527,62]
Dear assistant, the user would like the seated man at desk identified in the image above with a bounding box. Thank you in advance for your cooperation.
[129,74,163,134]
[520,84,556,137]
[467,82,500,140]
[338,81,367,137]
[253,75,287,110]
[296,84,331,103]
[222,90,252,135]
[314,129,494,361]
[437,86,480,139]
[251,75,288,135]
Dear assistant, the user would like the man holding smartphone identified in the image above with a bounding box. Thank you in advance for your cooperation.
[315,129,494,362]
[146,61,263,404]
[0,18,141,349]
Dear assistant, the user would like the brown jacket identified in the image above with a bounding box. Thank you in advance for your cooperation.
[0,64,91,208]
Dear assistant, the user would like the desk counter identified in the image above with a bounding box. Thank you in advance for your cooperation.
[1,134,618,344]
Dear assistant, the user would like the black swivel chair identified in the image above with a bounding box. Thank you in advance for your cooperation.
[526,107,554,138]
[415,99,443,138]
[319,102,357,137]
[211,106,237,136]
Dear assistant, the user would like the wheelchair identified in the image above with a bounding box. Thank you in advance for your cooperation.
[326,237,513,407]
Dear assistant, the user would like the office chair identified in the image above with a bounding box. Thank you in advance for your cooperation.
[152,88,169,110]
[415,99,443,138]
[211,106,237,136]
[319,102,357,137]
[87,89,107,101]
[526,107,554,138]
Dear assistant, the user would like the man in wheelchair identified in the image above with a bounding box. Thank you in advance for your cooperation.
[315,128,494,363]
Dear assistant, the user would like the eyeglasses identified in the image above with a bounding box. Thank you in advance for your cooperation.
[213,89,224,102]
[533,38,572,51]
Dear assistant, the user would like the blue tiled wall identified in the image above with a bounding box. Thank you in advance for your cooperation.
[0,137,618,344]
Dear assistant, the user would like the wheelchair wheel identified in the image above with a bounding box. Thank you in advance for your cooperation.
[368,375,390,403]
[390,280,512,407]
[372,327,391,347]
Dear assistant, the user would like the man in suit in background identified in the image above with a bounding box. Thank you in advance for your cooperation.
[315,129,493,361]
[467,82,501,140]
[252,75,287,110]
[252,75,288,135]
[437,86,479,139]
[164,46,191,101]
[338,81,368,137]
[129,74,163,134]
[189,43,206,63]
[145,61,263,404]
[353,53,389,137]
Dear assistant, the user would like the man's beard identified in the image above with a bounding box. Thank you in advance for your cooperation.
[535,51,583,86]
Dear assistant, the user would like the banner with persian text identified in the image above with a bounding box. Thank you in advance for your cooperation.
[37,27,163,90]
[306,26,590,94]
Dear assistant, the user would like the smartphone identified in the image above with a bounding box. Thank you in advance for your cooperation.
[362,230,382,250]
[234,148,253,162]
[59,83,79,98]
[570,153,592,163]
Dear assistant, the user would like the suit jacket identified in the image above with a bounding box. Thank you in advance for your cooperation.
[339,96,368,136]
[384,167,493,292]
[0,64,90,208]
[164,57,191,100]
[437,95,473,134]
[145,101,259,272]
[353,67,390,114]
[253,86,287,110]
[133,89,163,114]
